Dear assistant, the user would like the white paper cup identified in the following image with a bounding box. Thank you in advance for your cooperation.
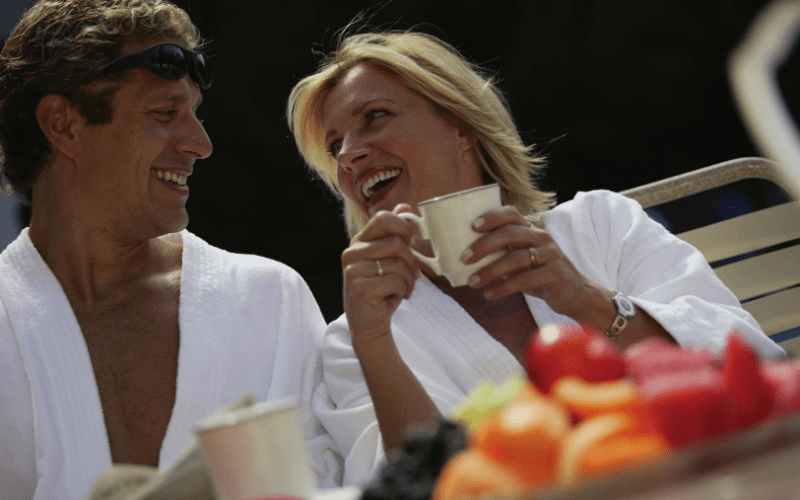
[196,397,316,500]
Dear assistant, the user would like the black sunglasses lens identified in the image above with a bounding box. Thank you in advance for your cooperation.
[190,52,211,88]
[104,43,211,89]
[150,45,188,79]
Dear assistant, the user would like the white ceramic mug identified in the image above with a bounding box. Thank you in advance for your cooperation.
[399,183,505,287]
[196,397,315,500]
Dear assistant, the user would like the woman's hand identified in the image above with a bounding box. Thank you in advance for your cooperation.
[461,205,600,320]
[341,204,442,453]
[342,204,421,342]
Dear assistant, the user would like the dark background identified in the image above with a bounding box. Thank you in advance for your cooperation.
[4,0,799,322]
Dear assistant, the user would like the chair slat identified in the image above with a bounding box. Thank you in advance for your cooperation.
[676,200,800,263]
[776,334,800,356]
[742,287,800,336]
[624,158,800,339]
[714,245,800,301]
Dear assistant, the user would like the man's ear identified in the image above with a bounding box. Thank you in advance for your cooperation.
[35,94,81,161]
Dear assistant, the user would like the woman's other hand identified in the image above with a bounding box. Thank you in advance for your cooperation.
[461,205,599,319]
[342,204,421,342]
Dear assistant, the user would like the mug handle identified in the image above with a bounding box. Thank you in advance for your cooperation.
[398,212,442,276]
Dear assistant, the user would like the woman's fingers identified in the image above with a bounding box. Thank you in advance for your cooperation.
[464,206,542,261]
[342,210,425,337]
[343,257,418,301]
[467,245,543,290]
[347,210,421,277]
[476,243,593,317]
[343,257,412,338]
[472,205,531,231]
[357,209,418,245]
[344,235,421,282]
[460,205,592,314]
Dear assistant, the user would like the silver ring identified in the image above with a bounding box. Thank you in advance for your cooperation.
[376,259,384,277]
[528,247,538,268]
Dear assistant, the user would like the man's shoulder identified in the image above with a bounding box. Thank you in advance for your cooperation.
[182,231,307,288]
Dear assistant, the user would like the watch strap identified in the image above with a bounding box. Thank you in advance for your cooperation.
[606,292,635,340]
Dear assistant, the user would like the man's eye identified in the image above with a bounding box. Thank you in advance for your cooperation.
[327,139,342,158]
[154,109,178,118]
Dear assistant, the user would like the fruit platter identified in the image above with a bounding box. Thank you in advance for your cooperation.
[361,324,800,500]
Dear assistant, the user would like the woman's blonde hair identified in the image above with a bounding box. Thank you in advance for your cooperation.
[287,29,555,237]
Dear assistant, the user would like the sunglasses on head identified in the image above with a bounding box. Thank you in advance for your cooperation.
[102,43,212,89]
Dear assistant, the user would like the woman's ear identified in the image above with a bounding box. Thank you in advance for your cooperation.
[456,127,477,155]
[35,94,81,161]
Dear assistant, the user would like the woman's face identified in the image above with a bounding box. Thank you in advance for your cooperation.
[322,63,484,219]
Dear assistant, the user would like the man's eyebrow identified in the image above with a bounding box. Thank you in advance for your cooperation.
[147,92,203,111]
[324,98,393,140]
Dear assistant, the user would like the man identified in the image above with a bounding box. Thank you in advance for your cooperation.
[0,1,327,498]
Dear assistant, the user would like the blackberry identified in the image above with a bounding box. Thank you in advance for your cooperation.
[361,419,467,500]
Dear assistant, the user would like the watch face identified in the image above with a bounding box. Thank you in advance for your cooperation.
[616,294,636,318]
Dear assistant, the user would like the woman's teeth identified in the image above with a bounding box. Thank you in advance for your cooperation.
[155,170,188,186]
[362,169,400,199]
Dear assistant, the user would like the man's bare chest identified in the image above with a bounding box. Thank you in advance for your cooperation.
[75,287,181,465]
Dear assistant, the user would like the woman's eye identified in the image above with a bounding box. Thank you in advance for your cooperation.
[366,109,389,121]
[327,139,342,158]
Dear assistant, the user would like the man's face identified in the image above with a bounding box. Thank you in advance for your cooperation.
[72,40,212,241]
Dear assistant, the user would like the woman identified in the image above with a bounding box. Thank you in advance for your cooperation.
[288,30,784,487]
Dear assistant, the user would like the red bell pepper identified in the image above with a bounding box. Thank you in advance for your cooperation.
[524,323,626,394]
[638,366,735,448]
[722,333,775,430]
[624,337,715,385]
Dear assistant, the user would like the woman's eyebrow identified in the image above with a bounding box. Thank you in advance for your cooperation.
[325,98,396,140]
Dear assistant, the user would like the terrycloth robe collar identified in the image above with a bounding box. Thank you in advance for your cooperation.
[0,228,111,497]
[0,228,233,499]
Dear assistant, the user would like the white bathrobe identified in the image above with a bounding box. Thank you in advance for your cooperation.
[0,229,327,500]
[311,190,785,487]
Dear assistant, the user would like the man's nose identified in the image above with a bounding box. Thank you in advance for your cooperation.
[180,114,213,159]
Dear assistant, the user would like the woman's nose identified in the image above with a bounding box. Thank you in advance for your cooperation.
[336,136,370,172]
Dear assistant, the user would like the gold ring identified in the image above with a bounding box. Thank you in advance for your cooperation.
[529,247,538,268]
[376,259,384,277]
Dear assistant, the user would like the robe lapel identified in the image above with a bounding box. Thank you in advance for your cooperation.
[0,229,111,497]
[158,231,228,467]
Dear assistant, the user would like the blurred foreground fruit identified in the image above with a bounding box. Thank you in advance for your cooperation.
[762,360,800,418]
[429,327,799,500]
[722,333,775,430]
[524,323,626,394]
[471,386,569,483]
[433,449,527,500]
[558,412,668,484]
[451,375,527,432]
[624,338,715,384]
[638,367,735,447]
[552,377,642,422]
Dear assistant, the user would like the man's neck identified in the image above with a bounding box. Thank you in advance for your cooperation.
[27,212,181,310]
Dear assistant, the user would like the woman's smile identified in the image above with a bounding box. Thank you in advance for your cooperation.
[323,63,484,218]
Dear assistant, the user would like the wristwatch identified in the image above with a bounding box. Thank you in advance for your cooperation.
[606,292,635,339]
